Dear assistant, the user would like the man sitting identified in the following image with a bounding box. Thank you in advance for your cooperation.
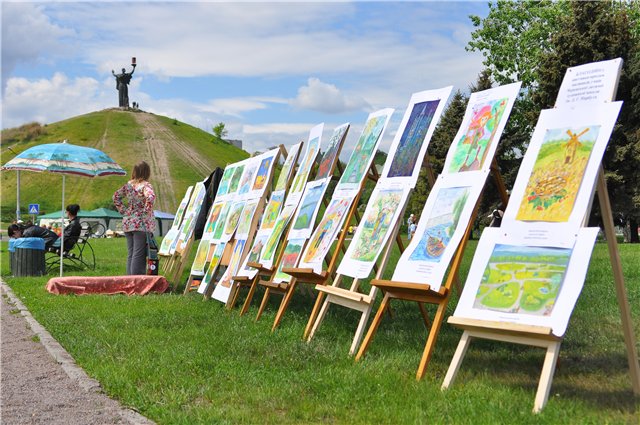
[51,204,82,251]
[8,222,59,250]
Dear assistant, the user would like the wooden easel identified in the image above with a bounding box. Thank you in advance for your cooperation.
[442,65,640,412]
[353,163,508,372]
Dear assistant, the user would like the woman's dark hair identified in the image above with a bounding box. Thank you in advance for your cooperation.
[132,161,151,181]
[8,224,22,238]
[66,204,80,216]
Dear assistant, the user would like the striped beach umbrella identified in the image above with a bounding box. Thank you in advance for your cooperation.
[2,140,126,276]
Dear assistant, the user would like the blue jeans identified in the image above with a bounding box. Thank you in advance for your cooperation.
[125,231,147,275]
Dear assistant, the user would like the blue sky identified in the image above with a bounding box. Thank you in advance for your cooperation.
[2,1,489,155]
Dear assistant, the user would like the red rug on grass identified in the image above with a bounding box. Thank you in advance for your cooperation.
[46,275,169,296]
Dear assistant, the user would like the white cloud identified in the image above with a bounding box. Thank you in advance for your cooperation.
[291,78,368,113]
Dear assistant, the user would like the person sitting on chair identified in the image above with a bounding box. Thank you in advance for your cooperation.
[8,223,59,250]
[51,204,82,251]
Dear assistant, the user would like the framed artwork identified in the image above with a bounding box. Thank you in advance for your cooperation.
[337,186,410,279]
[337,108,394,193]
[453,227,599,337]
[316,123,349,180]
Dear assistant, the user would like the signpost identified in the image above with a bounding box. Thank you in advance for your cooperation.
[28,203,39,223]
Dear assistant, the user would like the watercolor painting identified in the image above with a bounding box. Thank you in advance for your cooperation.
[216,167,235,197]
[261,191,285,230]
[212,203,232,241]
[252,156,274,191]
[204,202,225,236]
[228,165,245,193]
[192,239,211,273]
[219,240,246,288]
[448,98,508,173]
[316,125,348,179]
[260,206,294,262]
[201,243,226,289]
[388,100,440,178]
[409,187,470,262]
[172,187,193,228]
[274,143,301,191]
[223,201,245,237]
[339,115,386,186]
[236,201,258,236]
[243,234,268,271]
[303,197,352,264]
[473,244,571,316]
[238,161,258,195]
[274,239,305,282]
[293,182,326,231]
[516,126,600,222]
[291,138,319,194]
[349,188,404,262]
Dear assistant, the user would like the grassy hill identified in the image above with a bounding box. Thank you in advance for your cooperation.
[1,109,249,220]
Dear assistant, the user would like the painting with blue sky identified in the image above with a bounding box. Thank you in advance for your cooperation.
[2,2,488,156]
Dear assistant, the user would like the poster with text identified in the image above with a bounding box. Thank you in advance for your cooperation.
[381,87,452,186]
[555,58,622,107]
[337,186,410,279]
[453,227,598,337]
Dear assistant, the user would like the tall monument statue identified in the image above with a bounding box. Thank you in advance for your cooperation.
[112,57,136,108]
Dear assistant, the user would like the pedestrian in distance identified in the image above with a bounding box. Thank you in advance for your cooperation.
[113,161,156,275]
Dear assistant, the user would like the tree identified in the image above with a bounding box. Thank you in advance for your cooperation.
[213,122,228,140]
[532,2,640,242]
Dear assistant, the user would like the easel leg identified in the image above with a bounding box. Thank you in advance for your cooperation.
[303,292,326,339]
[272,281,297,332]
[441,331,472,390]
[416,297,449,380]
[355,294,391,361]
[307,296,331,342]
[256,288,271,321]
[350,306,373,356]
[418,302,430,328]
[533,341,561,413]
[240,277,258,316]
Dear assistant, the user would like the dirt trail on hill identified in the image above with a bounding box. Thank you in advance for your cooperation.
[133,112,211,213]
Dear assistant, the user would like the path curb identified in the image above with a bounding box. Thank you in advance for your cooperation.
[1,279,155,425]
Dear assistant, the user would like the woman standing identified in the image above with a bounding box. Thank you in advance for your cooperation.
[113,161,156,275]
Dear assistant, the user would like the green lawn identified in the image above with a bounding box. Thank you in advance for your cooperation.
[1,238,639,424]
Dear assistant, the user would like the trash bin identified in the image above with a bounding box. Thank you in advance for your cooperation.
[9,237,46,277]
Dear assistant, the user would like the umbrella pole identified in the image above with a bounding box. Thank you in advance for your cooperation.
[16,171,21,220]
[60,175,65,277]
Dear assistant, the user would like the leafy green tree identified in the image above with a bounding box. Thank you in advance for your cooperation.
[532,2,640,241]
[213,122,228,140]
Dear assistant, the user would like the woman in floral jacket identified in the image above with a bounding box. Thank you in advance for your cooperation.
[113,161,156,275]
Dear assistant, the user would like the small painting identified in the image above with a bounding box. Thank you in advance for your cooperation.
[349,188,404,262]
[293,181,327,231]
[316,124,348,179]
[238,161,258,195]
[212,202,232,241]
[302,197,352,264]
[274,143,302,191]
[219,240,246,288]
[472,244,571,316]
[387,100,440,178]
[236,200,259,237]
[290,138,319,194]
[252,156,274,191]
[260,206,295,262]
[448,98,508,173]
[339,115,386,186]
[409,187,470,262]
[228,165,245,193]
[274,239,305,283]
[216,167,235,197]
[191,239,211,274]
[261,191,285,230]
[201,242,226,289]
[516,126,600,222]
[204,202,225,236]
[223,201,245,238]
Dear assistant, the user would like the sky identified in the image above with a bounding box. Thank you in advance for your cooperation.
[1,1,489,156]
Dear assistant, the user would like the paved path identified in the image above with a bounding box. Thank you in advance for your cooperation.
[1,280,154,424]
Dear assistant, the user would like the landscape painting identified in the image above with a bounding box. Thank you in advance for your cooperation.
[236,200,259,237]
[316,124,348,179]
[349,188,404,262]
[252,155,274,191]
[228,165,245,193]
[238,161,258,195]
[409,186,470,262]
[216,167,235,197]
[274,239,305,283]
[516,126,600,222]
[339,115,386,186]
[448,98,508,173]
[472,244,571,316]
[260,205,295,263]
[292,181,327,232]
[261,191,285,230]
[212,202,232,241]
[274,142,302,191]
[290,136,320,194]
[387,100,440,178]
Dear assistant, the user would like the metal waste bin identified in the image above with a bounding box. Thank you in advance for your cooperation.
[9,237,46,277]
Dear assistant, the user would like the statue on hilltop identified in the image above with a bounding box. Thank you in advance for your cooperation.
[112,57,136,108]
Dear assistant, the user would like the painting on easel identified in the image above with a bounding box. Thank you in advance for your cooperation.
[252,155,275,192]
[273,239,306,283]
[228,164,245,194]
[339,114,388,188]
[516,126,600,222]
[290,179,329,239]
[316,123,349,180]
